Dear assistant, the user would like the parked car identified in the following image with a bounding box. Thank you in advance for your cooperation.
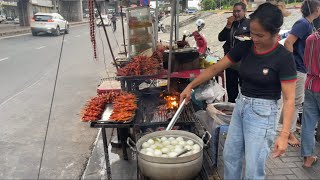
[0,15,6,23]
[14,17,19,24]
[30,12,69,36]
[96,15,111,26]
[6,16,15,21]
[185,8,198,14]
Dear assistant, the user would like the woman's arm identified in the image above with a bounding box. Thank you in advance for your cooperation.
[284,34,298,53]
[180,56,233,103]
[273,81,296,157]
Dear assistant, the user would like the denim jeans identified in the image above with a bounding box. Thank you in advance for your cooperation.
[301,89,320,157]
[223,93,279,180]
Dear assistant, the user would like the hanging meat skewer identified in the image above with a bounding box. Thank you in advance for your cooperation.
[88,0,97,59]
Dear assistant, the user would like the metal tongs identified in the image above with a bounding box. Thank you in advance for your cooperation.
[166,90,194,131]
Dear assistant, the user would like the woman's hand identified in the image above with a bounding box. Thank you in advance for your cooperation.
[273,133,289,158]
[180,85,193,104]
[226,16,235,29]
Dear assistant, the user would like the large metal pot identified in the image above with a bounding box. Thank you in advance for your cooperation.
[127,130,210,180]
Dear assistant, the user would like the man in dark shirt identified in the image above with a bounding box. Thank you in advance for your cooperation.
[218,2,250,103]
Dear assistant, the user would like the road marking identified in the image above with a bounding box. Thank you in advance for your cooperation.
[35,46,46,50]
[75,35,80,37]
[0,57,9,62]
[0,70,49,108]
[0,33,30,40]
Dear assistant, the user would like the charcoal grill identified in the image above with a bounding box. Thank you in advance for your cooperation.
[134,90,202,134]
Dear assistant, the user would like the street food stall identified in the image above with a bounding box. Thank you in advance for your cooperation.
[82,1,231,179]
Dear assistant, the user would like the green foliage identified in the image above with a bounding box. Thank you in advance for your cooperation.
[202,0,217,10]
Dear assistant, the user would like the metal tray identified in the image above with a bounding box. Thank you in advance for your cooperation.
[98,104,136,124]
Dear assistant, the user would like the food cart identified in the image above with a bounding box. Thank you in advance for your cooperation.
[82,1,230,179]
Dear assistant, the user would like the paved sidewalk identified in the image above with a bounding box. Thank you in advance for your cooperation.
[0,20,88,37]
[217,130,320,179]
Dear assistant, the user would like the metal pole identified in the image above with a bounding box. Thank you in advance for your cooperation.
[167,0,176,92]
[176,0,179,40]
[120,5,127,56]
[155,0,159,42]
[94,0,118,70]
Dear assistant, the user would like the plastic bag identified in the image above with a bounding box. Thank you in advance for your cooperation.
[194,80,227,103]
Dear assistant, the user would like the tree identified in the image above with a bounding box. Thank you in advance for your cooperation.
[202,0,217,10]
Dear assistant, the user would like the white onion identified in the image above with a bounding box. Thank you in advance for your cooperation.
[140,149,147,154]
[161,154,169,158]
[175,145,183,149]
[186,140,194,146]
[154,143,163,149]
[166,145,175,150]
[160,136,168,141]
[192,149,200,154]
[168,152,178,158]
[142,142,150,148]
[168,137,175,141]
[161,147,170,154]
[154,149,162,156]
[193,144,201,151]
[178,141,186,146]
[176,137,184,142]
[162,140,170,146]
[146,148,154,152]
[150,144,157,149]
[147,139,155,145]
[184,145,192,150]
[174,147,184,154]
[146,151,154,156]
[171,140,178,146]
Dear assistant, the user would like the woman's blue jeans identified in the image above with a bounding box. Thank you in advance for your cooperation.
[301,89,320,157]
[223,93,279,180]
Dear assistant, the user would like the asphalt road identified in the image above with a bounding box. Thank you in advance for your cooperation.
[0,22,124,178]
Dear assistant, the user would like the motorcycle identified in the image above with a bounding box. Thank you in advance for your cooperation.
[158,21,166,33]
[177,21,219,68]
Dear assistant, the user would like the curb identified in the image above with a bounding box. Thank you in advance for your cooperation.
[0,21,88,37]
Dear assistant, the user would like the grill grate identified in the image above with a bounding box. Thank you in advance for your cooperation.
[137,93,198,123]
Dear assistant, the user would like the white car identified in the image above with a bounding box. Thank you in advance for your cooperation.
[96,15,111,26]
[14,17,19,24]
[0,15,6,23]
[30,13,69,36]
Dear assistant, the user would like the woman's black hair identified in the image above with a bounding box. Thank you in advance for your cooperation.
[249,3,283,35]
[234,2,247,12]
[301,0,320,17]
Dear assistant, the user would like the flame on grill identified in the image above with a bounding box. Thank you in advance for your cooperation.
[163,94,179,110]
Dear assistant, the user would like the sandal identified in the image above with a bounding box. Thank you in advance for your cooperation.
[288,142,300,147]
[302,156,318,168]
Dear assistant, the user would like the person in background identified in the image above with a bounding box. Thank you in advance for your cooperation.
[314,16,320,29]
[181,3,296,179]
[218,2,250,103]
[301,29,320,168]
[280,0,320,147]
[111,13,117,31]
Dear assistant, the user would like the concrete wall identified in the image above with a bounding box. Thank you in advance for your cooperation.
[59,0,83,22]
[17,0,33,26]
